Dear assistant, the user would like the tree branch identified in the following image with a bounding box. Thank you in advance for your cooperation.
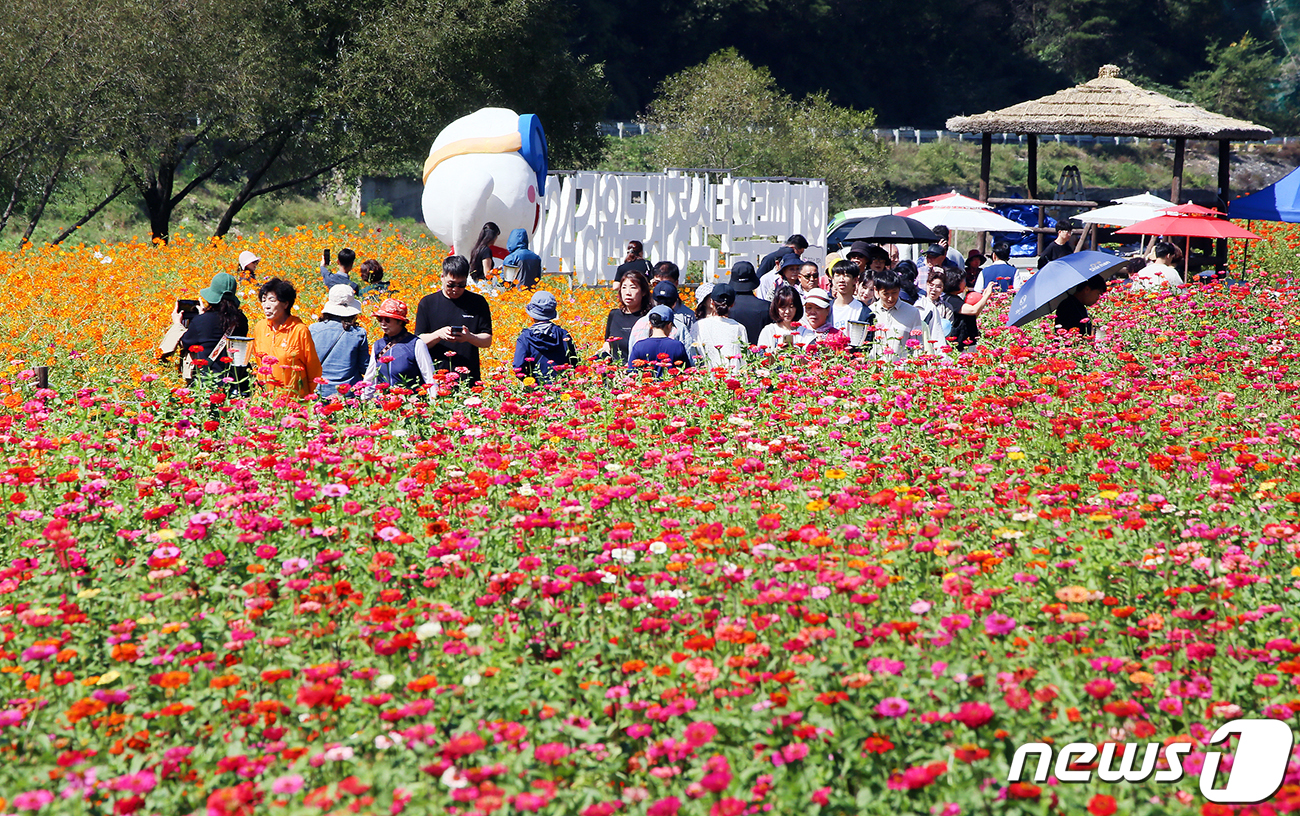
[20,143,69,244]
[51,180,130,246]
[246,151,358,199]
[0,156,31,235]
[168,157,225,207]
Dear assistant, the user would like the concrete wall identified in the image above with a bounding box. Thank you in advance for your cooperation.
[358,177,424,221]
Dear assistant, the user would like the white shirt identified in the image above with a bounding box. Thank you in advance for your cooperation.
[831,298,867,330]
[1130,262,1183,291]
[756,322,797,350]
[870,300,929,362]
[692,316,749,372]
[757,270,785,302]
[915,298,953,353]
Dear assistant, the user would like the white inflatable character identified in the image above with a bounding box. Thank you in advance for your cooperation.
[420,108,548,260]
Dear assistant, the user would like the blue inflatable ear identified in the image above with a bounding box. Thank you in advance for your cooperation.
[518,114,548,197]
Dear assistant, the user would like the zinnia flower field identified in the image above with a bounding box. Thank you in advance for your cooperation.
[4,225,1300,816]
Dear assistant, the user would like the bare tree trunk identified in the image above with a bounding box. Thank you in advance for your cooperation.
[0,156,31,235]
[51,181,129,245]
[213,131,290,237]
[20,145,67,244]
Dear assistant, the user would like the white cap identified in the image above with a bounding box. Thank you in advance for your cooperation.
[803,287,832,308]
[238,250,261,270]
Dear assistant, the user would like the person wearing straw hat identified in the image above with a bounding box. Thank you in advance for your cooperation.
[176,271,250,395]
[310,284,369,399]
[512,290,579,382]
[361,299,436,394]
[249,278,322,398]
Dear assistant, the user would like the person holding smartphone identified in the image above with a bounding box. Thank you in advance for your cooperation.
[176,272,250,395]
[414,255,493,386]
[321,247,359,293]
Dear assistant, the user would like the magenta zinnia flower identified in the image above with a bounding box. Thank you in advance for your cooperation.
[876,697,910,718]
[983,612,1016,636]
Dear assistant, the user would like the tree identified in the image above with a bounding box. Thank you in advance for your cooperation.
[107,0,281,242]
[1185,34,1293,128]
[641,50,887,210]
[83,0,608,242]
[0,0,118,242]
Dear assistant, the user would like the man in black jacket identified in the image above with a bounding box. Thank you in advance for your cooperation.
[727,261,773,345]
[757,235,808,277]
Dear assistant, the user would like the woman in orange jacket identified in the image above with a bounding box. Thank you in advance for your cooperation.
[249,277,322,398]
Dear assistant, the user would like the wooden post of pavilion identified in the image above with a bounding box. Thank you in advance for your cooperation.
[1216,139,1231,269]
[1027,135,1040,254]
[977,132,992,253]
[1170,137,1186,205]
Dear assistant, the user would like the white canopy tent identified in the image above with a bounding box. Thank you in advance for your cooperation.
[1071,192,1175,228]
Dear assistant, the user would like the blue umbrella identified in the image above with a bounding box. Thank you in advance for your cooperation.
[1006,251,1132,328]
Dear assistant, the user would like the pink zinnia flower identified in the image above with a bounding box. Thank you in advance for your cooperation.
[534,742,572,765]
[13,789,53,811]
[683,721,716,747]
[983,613,1016,636]
[647,797,681,816]
[876,697,910,718]
[1084,678,1116,699]
[954,702,994,729]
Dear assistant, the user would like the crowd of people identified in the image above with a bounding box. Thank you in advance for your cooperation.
[169,221,1170,397]
[173,251,496,399]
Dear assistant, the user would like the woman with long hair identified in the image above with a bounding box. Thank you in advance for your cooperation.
[603,269,650,361]
[177,271,250,395]
[614,240,652,286]
[756,286,803,350]
[468,222,500,282]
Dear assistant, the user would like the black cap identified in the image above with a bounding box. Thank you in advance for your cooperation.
[652,281,678,303]
[847,241,873,259]
[729,261,760,292]
[924,244,946,257]
[779,253,805,271]
[711,282,736,305]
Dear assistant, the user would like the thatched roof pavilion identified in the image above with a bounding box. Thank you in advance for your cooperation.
[945,65,1274,261]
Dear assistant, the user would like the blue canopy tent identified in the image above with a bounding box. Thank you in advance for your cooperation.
[1227,165,1300,273]
[1228,166,1300,223]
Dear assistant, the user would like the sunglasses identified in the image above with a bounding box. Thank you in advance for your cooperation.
[376,316,401,323]
[443,280,467,290]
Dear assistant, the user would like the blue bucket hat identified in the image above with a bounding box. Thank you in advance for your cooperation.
[525,290,558,321]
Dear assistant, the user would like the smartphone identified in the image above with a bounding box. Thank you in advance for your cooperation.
[177,299,199,322]
[450,326,466,337]
[323,248,330,267]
